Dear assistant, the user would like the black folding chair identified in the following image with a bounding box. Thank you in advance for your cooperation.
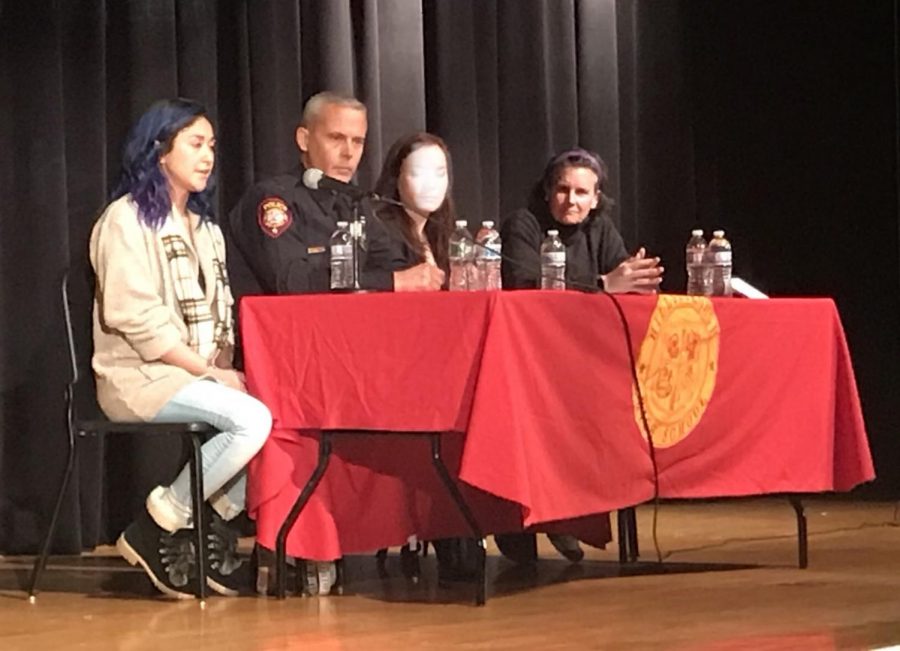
[27,272,217,603]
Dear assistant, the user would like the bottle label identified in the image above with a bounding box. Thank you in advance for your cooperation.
[712,251,731,264]
[331,244,352,259]
[482,243,501,260]
[686,249,704,264]
[450,239,473,260]
[542,252,565,265]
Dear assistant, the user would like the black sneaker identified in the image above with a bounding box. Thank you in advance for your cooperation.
[495,533,538,565]
[116,509,197,599]
[434,537,483,581]
[205,509,252,596]
[400,543,421,582]
[547,533,585,563]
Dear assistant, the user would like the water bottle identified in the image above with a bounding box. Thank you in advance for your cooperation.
[448,220,474,291]
[685,229,711,296]
[329,221,354,290]
[707,229,733,296]
[474,220,502,290]
[540,229,566,290]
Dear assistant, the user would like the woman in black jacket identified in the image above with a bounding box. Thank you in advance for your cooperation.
[497,148,663,563]
[501,148,663,293]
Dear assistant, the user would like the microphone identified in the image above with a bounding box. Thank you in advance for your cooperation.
[301,168,404,207]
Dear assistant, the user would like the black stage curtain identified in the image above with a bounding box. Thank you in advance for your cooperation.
[1,0,898,553]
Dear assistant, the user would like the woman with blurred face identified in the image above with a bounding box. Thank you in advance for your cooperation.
[371,133,479,578]
[373,132,457,286]
[90,98,271,599]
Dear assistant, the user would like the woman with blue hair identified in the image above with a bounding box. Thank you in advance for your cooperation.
[89,98,271,598]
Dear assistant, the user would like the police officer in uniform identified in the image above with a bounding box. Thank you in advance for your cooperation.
[226,91,444,299]
[225,92,443,596]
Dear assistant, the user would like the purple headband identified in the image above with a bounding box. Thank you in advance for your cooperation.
[543,148,607,193]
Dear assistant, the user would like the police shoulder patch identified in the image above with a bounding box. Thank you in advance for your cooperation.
[257,197,293,238]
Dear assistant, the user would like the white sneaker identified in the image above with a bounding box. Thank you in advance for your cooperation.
[302,561,318,595]
[317,561,337,595]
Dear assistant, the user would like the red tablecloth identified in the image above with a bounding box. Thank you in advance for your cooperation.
[241,291,874,560]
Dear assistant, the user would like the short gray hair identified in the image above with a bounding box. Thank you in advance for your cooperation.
[300,91,366,128]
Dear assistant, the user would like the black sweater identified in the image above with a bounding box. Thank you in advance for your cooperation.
[500,197,628,291]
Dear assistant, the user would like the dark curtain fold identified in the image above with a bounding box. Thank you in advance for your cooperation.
[424,0,635,229]
[494,1,580,215]
[352,0,428,184]
[424,0,501,225]
[576,0,622,211]
[617,0,697,287]
[1,1,73,553]
[1,0,897,554]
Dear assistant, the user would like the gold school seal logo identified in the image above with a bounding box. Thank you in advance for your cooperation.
[632,295,720,448]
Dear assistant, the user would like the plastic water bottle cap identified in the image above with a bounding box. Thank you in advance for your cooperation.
[691,229,703,236]
[455,220,468,228]
[547,229,559,236]
[336,221,348,228]
[713,229,725,237]
[482,220,494,228]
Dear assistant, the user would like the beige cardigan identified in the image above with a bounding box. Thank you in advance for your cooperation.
[89,195,234,421]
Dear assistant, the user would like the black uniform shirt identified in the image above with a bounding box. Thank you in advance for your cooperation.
[224,167,405,300]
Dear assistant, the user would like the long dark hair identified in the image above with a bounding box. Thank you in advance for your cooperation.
[373,132,457,273]
[110,98,216,229]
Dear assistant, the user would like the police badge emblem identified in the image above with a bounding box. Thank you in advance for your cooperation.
[257,197,292,238]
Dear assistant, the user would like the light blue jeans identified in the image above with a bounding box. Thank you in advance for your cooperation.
[152,378,272,524]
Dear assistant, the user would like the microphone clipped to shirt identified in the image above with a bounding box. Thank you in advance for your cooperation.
[301,168,404,207]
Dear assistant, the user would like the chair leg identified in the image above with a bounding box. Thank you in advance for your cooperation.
[789,496,808,569]
[28,428,79,602]
[186,433,208,602]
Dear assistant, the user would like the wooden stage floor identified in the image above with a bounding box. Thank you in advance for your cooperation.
[1,498,899,650]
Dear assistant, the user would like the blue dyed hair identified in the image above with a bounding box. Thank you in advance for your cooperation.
[110,98,216,229]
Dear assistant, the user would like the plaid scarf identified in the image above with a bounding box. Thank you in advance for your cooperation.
[160,220,231,362]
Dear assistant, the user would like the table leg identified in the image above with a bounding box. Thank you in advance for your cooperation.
[429,433,486,606]
[275,432,333,599]
[789,496,808,569]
